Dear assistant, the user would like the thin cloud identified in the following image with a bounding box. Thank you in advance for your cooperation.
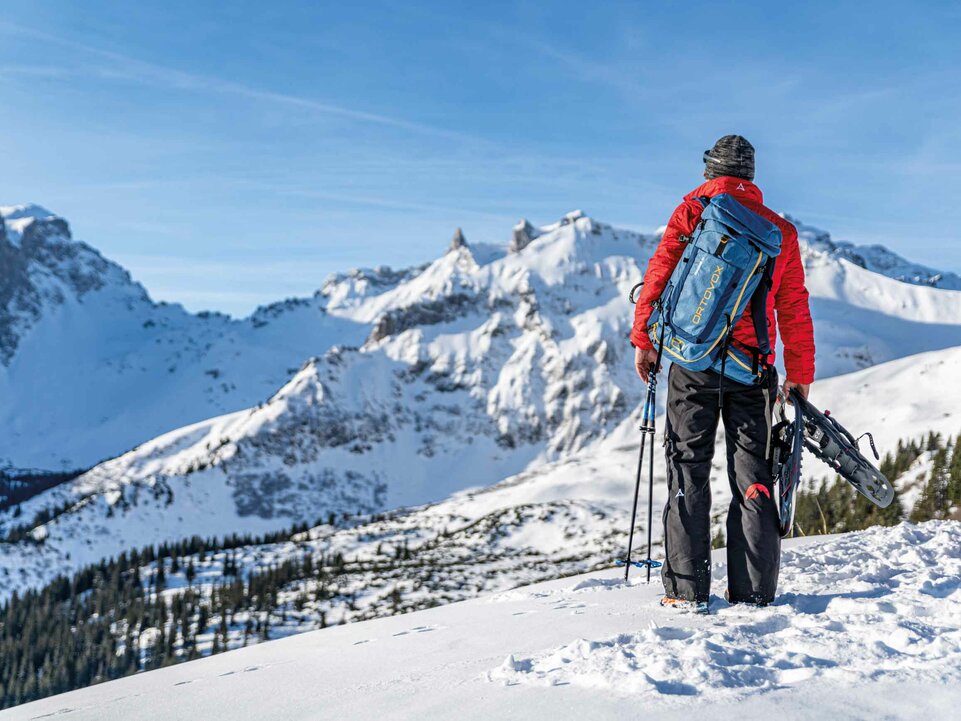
[0,20,481,144]
[278,188,518,223]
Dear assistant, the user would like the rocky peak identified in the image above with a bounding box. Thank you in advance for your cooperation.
[0,205,124,366]
[449,227,469,252]
[510,219,539,254]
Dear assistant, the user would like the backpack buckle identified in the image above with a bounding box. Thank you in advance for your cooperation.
[714,235,730,257]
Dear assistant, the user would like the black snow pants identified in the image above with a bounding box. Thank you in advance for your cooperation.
[661,363,781,605]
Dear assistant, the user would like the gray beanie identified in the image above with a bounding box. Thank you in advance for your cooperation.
[703,135,755,181]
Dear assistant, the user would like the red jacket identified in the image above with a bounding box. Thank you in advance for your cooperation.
[631,176,816,384]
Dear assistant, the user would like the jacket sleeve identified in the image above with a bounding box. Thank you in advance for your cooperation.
[774,231,816,384]
[630,198,703,348]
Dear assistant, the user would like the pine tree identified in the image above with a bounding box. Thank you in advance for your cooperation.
[711,526,725,549]
[911,444,950,522]
[947,431,961,508]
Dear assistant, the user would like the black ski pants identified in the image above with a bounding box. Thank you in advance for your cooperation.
[661,364,781,605]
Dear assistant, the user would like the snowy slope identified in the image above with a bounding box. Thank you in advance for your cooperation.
[0,213,655,593]
[3,341,959,602]
[4,205,961,599]
[5,204,961,474]
[5,522,959,721]
[793,216,961,290]
[0,204,381,470]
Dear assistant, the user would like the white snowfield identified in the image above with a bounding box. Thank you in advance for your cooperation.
[5,206,961,601]
[3,342,959,602]
[5,522,959,721]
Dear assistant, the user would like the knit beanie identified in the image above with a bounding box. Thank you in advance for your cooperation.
[703,135,755,181]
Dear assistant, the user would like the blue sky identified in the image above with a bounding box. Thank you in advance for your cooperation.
[2,1,960,316]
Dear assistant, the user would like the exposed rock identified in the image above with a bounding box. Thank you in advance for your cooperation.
[367,292,479,344]
[510,219,539,253]
[449,227,468,252]
[0,214,115,364]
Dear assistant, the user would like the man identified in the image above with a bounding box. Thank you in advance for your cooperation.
[630,135,815,608]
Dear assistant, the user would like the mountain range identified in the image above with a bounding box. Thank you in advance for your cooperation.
[2,203,961,603]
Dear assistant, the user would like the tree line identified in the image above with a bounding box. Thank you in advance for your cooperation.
[792,431,961,536]
[2,431,960,708]
[0,523,429,709]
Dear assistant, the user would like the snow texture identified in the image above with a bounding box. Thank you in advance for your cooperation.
[5,523,959,721]
[4,204,961,473]
[489,522,961,700]
[4,206,961,602]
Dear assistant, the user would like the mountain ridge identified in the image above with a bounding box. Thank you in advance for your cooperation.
[3,205,961,600]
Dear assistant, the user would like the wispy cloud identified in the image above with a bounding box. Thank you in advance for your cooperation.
[0,63,76,79]
[277,188,518,222]
[0,20,481,144]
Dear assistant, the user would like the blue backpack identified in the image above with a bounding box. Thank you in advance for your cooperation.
[645,193,782,386]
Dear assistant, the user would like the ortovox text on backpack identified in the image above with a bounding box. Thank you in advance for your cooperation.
[646,193,782,385]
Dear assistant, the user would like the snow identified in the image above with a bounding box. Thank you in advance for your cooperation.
[492,523,961,697]
[0,204,57,246]
[4,204,961,716]
[5,523,959,721]
[6,205,961,472]
[794,217,961,290]
[6,286,961,601]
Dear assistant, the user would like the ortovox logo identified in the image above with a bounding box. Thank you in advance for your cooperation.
[676,488,685,498]
[745,483,771,500]
[736,183,745,191]
[691,265,724,324]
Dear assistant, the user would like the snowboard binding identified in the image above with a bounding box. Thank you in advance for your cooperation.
[773,389,895,535]
[790,389,895,509]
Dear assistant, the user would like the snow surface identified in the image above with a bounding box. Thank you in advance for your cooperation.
[4,324,961,602]
[5,523,959,721]
[4,205,961,471]
[4,204,961,717]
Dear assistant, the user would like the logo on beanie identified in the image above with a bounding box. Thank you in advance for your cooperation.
[736,183,745,191]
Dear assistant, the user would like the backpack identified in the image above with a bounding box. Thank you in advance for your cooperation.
[646,193,782,386]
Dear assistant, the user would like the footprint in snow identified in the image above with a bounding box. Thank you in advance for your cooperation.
[29,708,75,719]
[393,625,438,637]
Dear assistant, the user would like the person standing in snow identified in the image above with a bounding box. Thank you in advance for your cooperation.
[630,135,816,607]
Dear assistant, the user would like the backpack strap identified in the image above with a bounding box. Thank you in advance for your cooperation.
[749,257,777,356]
[679,197,712,243]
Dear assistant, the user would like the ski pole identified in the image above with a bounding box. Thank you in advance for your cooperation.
[618,396,648,581]
[615,364,663,581]
[644,368,657,583]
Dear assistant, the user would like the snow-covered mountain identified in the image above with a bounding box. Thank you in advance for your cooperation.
[3,205,961,599]
[7,522,960,721]
[792,216,961,290]
[5,204,961,474]
[0,204,373,471]
[3,333,960,602]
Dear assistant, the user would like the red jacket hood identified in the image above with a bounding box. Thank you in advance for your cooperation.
[685,176,763,206]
